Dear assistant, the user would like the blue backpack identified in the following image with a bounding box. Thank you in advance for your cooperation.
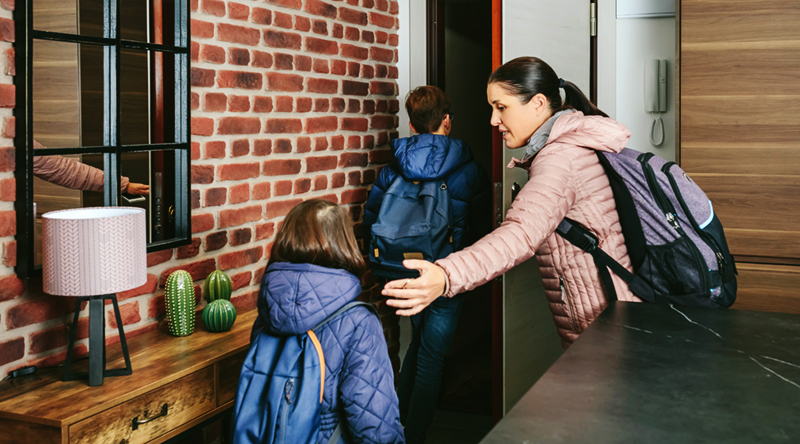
[369,176,454,279]
[556,148,737,308]
[232,301,379,444]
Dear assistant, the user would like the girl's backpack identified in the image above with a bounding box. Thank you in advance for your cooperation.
[369,176,454,279]
[232,301,379,444]
[556,148,737,308]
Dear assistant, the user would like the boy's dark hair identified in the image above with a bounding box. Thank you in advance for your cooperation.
[405,85,451,134]
[269,199,366,278]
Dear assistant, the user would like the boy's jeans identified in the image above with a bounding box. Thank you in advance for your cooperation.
[397,294,464,444]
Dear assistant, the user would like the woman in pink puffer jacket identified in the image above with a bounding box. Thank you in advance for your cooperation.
[383,57,641,347]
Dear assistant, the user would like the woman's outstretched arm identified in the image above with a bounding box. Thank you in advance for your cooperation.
[384,147,578,315]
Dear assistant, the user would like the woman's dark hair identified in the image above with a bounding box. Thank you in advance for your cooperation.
[488,56,607,117]
[268,199,366,278]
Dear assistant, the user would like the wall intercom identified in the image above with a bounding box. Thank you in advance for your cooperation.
[644,59,667,146]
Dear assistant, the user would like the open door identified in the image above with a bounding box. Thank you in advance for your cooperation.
[495,0,594,415]
[426,0,495,421]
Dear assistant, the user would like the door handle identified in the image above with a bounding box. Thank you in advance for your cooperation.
[493,182,503,228]
[511,181,522,201]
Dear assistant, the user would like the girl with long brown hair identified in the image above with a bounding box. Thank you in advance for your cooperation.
[252,199,405,443]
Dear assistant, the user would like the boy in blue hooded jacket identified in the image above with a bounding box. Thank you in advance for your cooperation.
[363,86,491,444]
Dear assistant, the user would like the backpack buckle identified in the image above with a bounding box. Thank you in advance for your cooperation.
[575,232,598,253]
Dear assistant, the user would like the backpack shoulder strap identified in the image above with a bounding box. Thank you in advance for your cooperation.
[556,218,635,301]
[384,173,411,194]
[327,423,344,444]
[307,301,377,441]
[311,301,379,332]
[306,301,379,401]
[594,150,647,271]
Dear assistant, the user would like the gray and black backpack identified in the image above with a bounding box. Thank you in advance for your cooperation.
[557,148,737,308]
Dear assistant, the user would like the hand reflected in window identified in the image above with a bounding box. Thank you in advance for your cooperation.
[126,182,150,195]
[33,139,148,195]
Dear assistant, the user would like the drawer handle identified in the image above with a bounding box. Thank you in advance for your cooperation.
[132,403,169,431]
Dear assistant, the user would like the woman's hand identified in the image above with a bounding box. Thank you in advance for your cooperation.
[127,183,150,195]
[382,260,447,316]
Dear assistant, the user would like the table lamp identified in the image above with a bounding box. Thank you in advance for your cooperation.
[42,207,147,386]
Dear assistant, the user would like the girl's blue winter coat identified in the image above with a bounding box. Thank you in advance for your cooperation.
[255,262,405,444]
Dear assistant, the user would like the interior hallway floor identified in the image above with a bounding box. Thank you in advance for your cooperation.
[399,315,496,443]
[426,410,494,444]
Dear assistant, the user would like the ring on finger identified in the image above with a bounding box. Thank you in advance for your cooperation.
[402,278,412,289]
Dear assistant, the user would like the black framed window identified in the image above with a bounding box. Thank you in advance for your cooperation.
[15,0,191,278]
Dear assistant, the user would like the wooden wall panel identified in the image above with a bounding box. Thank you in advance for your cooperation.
[681,48,800,96]
[691,175,800,231]
[680,6,800,237]
[732,263,800,314]
[681,145,800,176]
[680,95,800,146]
[726,230,800,262]
[681,1,800,45]
[680,0,800,312]
[31,39,80,148]
[32,0,78,34]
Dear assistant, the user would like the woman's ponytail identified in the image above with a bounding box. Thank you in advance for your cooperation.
[489,57,607,117]
[561,80,607,117]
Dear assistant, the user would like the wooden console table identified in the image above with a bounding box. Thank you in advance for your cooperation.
[0,309,257,444]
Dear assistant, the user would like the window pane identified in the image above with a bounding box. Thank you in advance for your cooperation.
[120,0,149,43]
[120,50,177,145]
[120,49,151,145]
[32,40,104,149]
[119,0,177,46]
[121,0,177,48]
[32,154,107,267]
[121,150,178,243]
[79,43,106,147]
[32,0,105,38]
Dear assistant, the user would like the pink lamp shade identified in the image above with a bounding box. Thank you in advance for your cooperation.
[42,207,147,297]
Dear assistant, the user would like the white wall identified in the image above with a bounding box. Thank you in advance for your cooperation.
[396,0,427,362]
[614,17,676,160]
[397,0,427,139]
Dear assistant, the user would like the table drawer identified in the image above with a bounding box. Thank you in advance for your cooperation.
[69,367,215,444]
[216,350,247,406]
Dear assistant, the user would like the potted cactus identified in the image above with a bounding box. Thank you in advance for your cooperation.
[204,270,232,302]
[203,299,237,332]
[165,270,195,336]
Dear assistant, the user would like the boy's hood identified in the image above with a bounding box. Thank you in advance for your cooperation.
[391,134,474,181]
[258,262,361,335]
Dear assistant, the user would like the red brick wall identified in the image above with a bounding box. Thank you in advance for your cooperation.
[0,0,401,379]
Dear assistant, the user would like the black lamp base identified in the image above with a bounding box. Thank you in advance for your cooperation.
[63,294,133,386]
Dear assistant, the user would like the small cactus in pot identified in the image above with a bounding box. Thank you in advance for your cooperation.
[204,270,232,302]
[202,299,237,333]
[165,270,196,336]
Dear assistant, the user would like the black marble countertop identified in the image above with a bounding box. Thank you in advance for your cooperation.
[481,301,800,443]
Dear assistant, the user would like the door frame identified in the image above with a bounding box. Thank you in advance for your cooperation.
[490,0,504,423]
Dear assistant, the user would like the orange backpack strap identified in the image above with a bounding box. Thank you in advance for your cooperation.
[306,329,325,403]
[308,301,380,405]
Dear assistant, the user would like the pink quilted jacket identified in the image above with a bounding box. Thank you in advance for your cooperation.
[32,140,130,193]
[436,112,641,347]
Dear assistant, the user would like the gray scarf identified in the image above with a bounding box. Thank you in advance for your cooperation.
[521,109,576,161]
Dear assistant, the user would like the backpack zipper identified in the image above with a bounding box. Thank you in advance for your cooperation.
[638,153,673,221]
[661,162,727,274]
[638,153,709,292]
[277,378,294,443]
[560,277,579,333]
